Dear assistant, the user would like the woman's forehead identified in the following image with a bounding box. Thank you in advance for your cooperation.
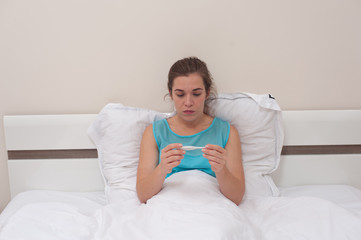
[173,73,204,90]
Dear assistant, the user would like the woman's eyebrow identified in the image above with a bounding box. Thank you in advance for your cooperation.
[174,88,203,92]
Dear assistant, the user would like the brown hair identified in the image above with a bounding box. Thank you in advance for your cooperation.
[167,57,217,114]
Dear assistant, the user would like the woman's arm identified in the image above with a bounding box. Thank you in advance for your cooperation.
[202,125,245,205]
[136,125,184,203]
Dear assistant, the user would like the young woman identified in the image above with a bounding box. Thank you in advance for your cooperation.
[136,57,245,205]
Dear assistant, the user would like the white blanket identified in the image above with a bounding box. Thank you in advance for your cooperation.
[1,171,361,240]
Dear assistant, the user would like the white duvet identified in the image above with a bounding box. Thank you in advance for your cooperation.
[1,171,361,240]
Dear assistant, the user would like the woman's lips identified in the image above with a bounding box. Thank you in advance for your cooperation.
[183,110,194,114]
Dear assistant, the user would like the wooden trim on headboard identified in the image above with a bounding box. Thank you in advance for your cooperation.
[7,149,98,160]
[281,145,361,155]
[7,145,361,159]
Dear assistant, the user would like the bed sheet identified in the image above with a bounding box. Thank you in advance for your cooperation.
[0,191,106,240]
[280,184,361,215]
[1,173,361,240]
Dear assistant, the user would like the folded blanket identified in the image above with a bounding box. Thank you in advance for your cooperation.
[95,171,361,240]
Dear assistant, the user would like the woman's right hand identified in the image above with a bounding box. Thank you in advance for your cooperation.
[159,143,185,175]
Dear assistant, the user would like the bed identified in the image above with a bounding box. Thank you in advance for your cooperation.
[1,92,361,240]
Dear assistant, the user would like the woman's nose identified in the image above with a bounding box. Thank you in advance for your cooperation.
[184,95,193,107]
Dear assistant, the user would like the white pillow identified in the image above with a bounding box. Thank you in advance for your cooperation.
[208,92,284,198]
[88,92,284,202]
[87,104,171,201]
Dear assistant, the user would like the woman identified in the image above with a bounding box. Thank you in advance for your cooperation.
[136,57,245,205]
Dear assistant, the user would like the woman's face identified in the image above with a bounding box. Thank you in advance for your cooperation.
[170,73,208,122]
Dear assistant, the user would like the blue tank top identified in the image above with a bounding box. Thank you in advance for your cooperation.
[153,117,230,178]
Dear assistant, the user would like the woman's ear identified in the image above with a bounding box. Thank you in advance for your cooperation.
[206,89,210,99]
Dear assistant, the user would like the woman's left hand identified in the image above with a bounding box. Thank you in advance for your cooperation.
[202,144,227,173]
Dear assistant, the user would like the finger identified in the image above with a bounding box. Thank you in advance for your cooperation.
[161,143,183,157]
[202,148,223,160]
[169,160,181,168]
[163,159,181,173]
[208,161,223,172]
[203,150,223,158]
[205,155,226,165]
[204,144,225,153]
[165,155,184,163]
[162,149,185,160]
[167,157,182,172]
[163,143,183,152]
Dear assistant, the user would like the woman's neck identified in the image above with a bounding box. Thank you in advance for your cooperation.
[167,114,213,136]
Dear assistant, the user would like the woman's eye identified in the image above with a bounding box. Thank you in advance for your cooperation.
[193,93,201,96]
[176,94,184,97]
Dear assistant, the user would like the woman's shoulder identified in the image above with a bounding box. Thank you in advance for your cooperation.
[143,123,154,136]
[153,118,167,124]
[151,118,170,138]
[213,117,231,127]
[228,125,240,144]
[152,118,167,129]
[144,119,164,134]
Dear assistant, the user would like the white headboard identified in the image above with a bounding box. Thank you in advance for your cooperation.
[273,110,361,188]
[4,114,104,197]
[3,110,361,198]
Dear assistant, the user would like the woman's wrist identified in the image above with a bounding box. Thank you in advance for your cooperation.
[156,164,169,180]
[214,165,229,178]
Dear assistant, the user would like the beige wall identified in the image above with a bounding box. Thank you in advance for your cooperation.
[1,0,360,211]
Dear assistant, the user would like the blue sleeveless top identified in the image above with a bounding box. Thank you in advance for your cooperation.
[153,117,230,178]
